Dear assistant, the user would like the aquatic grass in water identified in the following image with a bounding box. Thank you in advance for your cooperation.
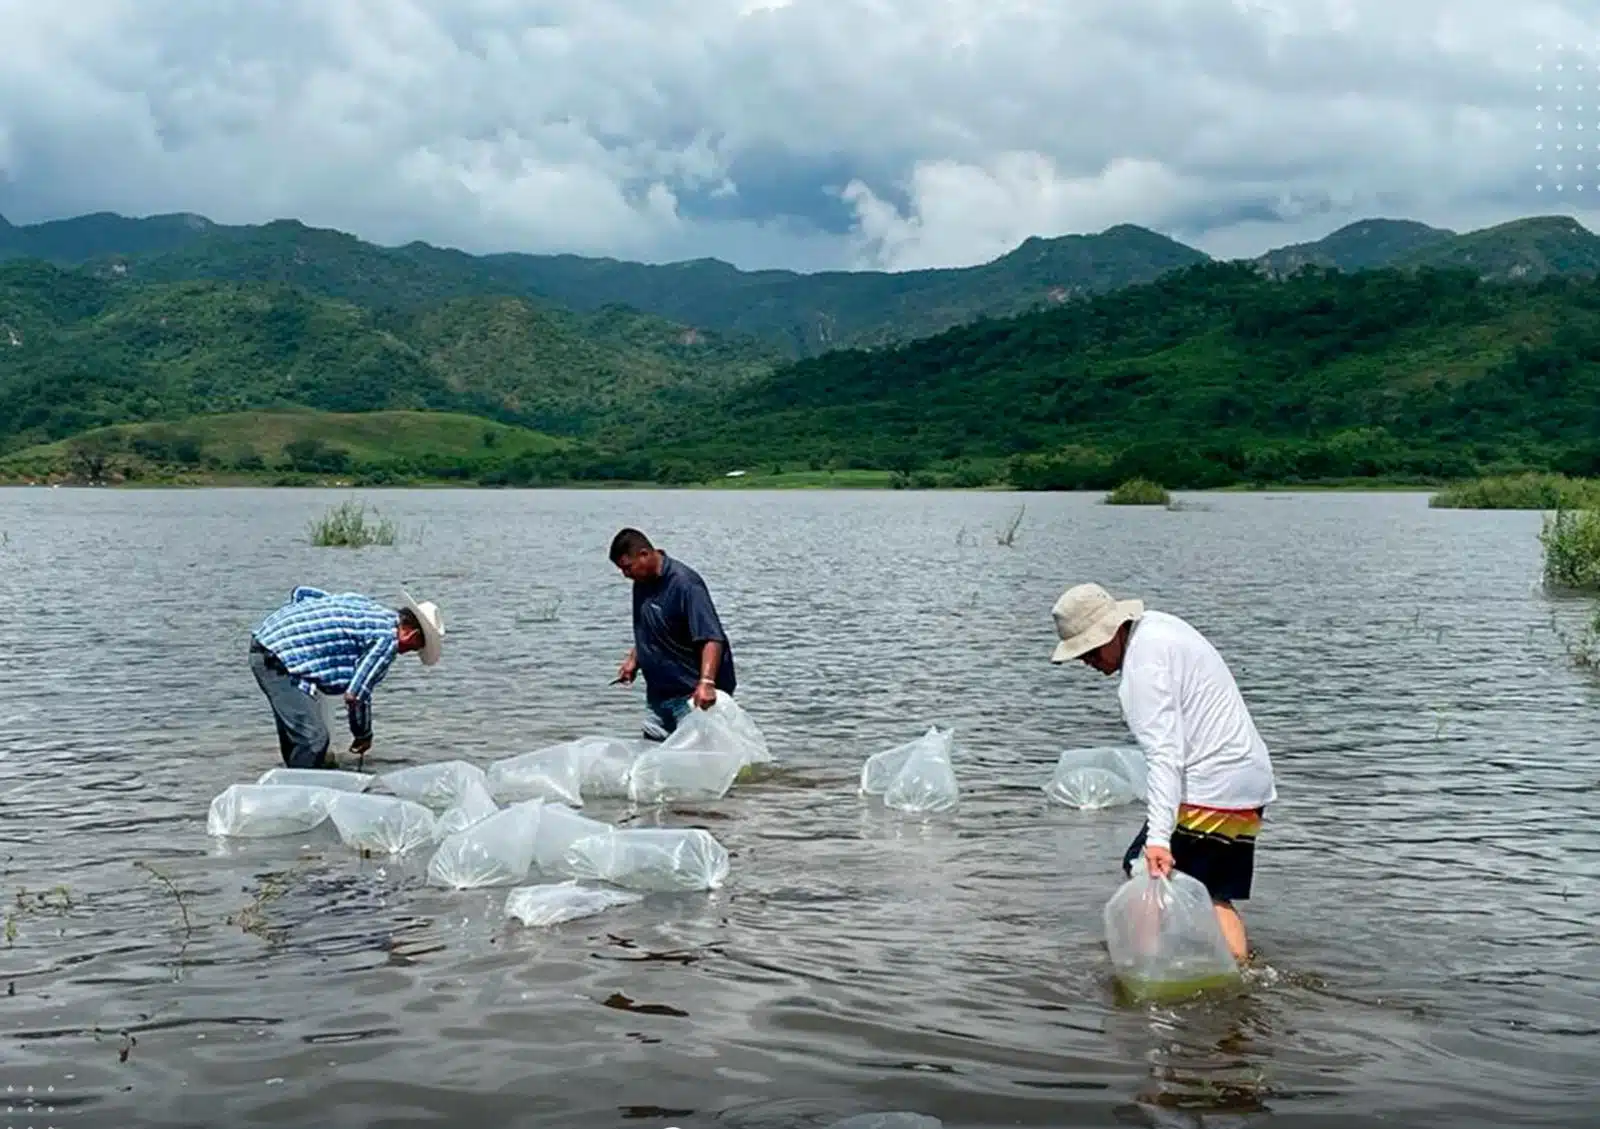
[307,499,399,548]
[1105,478,1170,506]
[1430,473,1600,511]
[1539,508,1600,593]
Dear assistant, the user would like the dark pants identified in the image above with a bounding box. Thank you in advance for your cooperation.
[641,695,692,742]
[249,640,330,769]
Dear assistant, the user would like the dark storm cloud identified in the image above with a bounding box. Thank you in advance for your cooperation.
[0,0,1592,270]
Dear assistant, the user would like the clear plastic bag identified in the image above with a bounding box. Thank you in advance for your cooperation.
[861,727,959,813]
[485,742,585,807]
[530,803,613,877]
[1043,746,1147,810]
[571,735,647,798]
[435,776,500,839]
[503,880,642,927]
[377,760,490,810]
[563,827,730,892]
[1102,869,1241,1001]
[629,746,745,804]
[425,800,543,889]
[326,792,438,855]
[206,783,337,838]
[827,1116,943,1129]
[256,767,373,793]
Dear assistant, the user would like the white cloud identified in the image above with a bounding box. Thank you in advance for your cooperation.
[0,0,1595,269]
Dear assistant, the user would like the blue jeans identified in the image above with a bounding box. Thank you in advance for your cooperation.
[642,696,692,742]
[249,641,331,769]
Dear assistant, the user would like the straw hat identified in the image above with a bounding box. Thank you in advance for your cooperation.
[401,589,446,666]
[1050,583,1144,663]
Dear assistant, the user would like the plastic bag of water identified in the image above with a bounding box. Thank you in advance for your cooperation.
[426,800,543,888]
[860,727,959,813]
[1043,746,1147,810]
[1102,869,1241,1001]
[377,760,489,810]
[504,881,642,927]
[564,827,730,892]
[206,783,337,838]
[327,792,437,855]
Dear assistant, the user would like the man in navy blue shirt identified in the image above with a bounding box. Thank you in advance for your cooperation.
[609,528,737,741]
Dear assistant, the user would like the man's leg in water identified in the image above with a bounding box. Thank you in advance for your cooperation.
[1212,901,1249,962]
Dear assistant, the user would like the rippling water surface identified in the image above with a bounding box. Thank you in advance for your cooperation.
[0,486,1596,1129]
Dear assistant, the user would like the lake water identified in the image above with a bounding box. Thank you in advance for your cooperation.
[0,486,1596,1129]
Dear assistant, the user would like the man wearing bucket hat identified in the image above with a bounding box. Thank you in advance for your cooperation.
[1050,583,1276,962]
[248,586,445,769]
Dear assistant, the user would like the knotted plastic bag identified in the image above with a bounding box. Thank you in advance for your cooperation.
[503,881,643,927]
[571,735,647,798]
[486,742,585,807]
[563,827,730,892]
[206,783,337,838]
[629,693,771,804]
[327,792,438,855]
[860,727,960,813]
[377,760,489,810]
[256,767,373,793]
[1043,746,1147,810]
[434,775,500,839]
[530,803,613,877]
[426,799,543,889]
[1102,869,1241,1001]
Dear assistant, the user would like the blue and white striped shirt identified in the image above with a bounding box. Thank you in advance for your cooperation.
[252,587,400,703]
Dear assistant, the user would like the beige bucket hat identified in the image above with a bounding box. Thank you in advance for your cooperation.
[401,589,446,666]
[1050,583,1144,663]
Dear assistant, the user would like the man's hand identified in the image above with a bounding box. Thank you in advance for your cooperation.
[1145,845,1175,879]
[617,654,638,684]
[691,679,717,710]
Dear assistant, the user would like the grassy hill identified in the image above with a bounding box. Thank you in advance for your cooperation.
[1253,219,1456,276]
[0,410,569,484]
[0,261,778,452]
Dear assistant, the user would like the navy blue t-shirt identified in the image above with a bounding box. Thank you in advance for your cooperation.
[631,553,737,705]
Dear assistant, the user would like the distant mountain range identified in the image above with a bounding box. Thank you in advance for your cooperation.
[5,207,1600,357]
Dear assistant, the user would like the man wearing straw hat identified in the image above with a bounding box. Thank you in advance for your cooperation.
[248,586,446,769]
[1050,583,1276,962]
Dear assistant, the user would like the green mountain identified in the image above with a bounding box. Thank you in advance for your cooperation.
[7,207,1600,357]
[0,261,777,452]
[1253,219,1456,276]
[639,262,1600,487]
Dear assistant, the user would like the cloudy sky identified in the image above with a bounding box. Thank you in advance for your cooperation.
[0,0,1591,272]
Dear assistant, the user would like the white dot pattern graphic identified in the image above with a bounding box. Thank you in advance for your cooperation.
[1535,43,1600,191]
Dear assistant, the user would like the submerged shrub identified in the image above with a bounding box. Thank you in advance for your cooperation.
[1105,478,1171,506]
[1431,473,1600,511]
[307,499,398,548]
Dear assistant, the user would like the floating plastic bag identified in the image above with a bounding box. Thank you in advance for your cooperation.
[1102,869,1241,1002]
[660,691,772,765]
[256,767,373,793]
[861,727,960,813]
[206,783,336,838]
[564,828,730,892]
[1043,746,1148,810]
[530,803,613,877]
[629,693,770,803]
[571,736,647,798]
[503,880,643,927]
[327,792,438,855]
[629,746,745,804]
[426,800,543,888]
[486,742,585,807]
[827,1116,943,1129]
[377,760,489,810]
[435,776,500,839]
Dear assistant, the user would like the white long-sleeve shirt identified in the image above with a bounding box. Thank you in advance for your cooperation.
[1117,610,1277,849]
